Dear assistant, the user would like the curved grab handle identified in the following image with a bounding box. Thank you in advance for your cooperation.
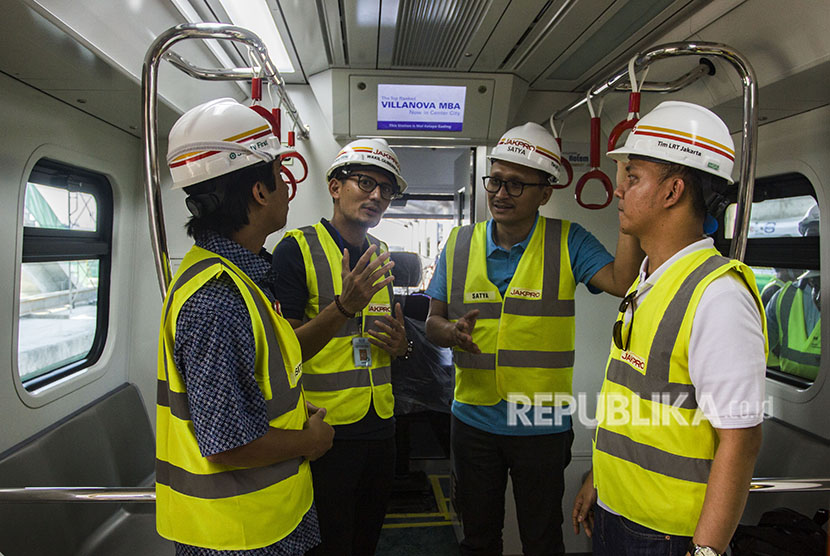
[281,166,298,201]
[607,90,642,151]
[553,138,573,189]
[280,152,308,183]
[575,169,614,210]
[607,117,638,152]
[249,105,278,136]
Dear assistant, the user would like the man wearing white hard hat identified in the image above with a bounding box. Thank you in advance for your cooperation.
[156,98,334,555]
[572,101,767,556]
[270,138,409,555]
[425,122,643,555]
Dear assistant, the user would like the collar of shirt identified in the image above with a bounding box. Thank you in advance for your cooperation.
[195,230,272,285]
[636,237,715,299]
[320,218,369,251]
[486,212,539,260]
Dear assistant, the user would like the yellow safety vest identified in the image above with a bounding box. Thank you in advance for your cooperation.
[445,217,575,406]
[773,282,820,380]
[282,222,394,425]
[156,245,312,550]
[593,248,767,536]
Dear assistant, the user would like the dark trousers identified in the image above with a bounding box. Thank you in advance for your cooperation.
[306,436,395,556]
[592,505,691,556]
[451,416,574,556]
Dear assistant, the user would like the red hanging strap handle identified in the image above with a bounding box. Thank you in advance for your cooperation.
[548,116,572,189]
[575,94,613,210]
[249,82,307,198]
[251,77,263,101]
[281,165,298,201]
[280,151,308,183]
[607,57,649,152]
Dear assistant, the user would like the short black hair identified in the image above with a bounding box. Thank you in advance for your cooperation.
[184,160,277,239]
[657,163,706,218]
[654,162,729,220]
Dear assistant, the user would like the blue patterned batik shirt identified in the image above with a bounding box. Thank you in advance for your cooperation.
[172,231,319,556]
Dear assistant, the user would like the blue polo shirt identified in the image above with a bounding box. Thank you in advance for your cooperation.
[425,214,613,435]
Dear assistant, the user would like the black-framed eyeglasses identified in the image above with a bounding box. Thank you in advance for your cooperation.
[346,173,401,201]
[612,290,638,351]
[482,176,549,197]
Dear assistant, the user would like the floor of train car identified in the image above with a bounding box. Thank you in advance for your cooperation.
[378,412,592,556]
[378,411,458,555]
[378,459,459,555]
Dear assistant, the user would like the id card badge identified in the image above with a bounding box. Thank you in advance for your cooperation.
[352,337,372,367]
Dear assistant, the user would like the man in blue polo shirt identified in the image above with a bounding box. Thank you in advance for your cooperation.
[425,122,642,555]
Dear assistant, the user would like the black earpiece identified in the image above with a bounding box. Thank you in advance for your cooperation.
[185,192,222,217]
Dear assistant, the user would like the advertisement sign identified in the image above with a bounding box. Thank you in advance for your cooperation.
[377,84,466,131]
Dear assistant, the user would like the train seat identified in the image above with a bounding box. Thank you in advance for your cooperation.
[0,383,172,556]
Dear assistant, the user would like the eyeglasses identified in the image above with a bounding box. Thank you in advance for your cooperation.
[482,176,549,197]
[346,173,401,201]
[612,290,638,351]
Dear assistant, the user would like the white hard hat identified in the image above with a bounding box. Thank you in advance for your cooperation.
[798,204,820,237]
[607,101,735,184]
[326,138,408,194]
[166,97,295,189]
[488,122,562,183]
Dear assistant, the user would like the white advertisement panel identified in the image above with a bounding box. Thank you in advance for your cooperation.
[377,84,466,132]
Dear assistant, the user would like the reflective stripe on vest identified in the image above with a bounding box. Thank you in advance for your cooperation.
[281,223,394,424]
[156,246,312,550]
[446,217,576,405]
[593,249,767,537]
[776,283,820,378]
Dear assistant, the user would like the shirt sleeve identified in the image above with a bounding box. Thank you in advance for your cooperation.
[174,277,270,457]
[270,235,309,321]
[424,246,448,302]
[689,272,767,429]
[568,222,614,294]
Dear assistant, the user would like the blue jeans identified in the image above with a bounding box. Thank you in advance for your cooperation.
[592,505,691,556]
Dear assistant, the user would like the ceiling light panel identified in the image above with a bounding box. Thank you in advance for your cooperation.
[217,0,294,73]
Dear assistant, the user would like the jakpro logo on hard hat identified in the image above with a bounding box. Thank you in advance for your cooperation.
[369,148,400,169]
[499,137,535,156]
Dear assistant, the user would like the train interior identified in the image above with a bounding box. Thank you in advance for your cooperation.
[0,0,829,554]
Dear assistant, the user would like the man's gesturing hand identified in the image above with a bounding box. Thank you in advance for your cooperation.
[368,302,408,357]
[339,245,395,315]
[454,309,480,353]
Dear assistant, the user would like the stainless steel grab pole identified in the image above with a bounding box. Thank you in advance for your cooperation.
[142,23,309,298]
[0,487,156,503]
[550,42,758,261]
[2,476,828,504]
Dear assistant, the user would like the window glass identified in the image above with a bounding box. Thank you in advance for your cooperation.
[18,260,99,382]
[720,173,820,387]
[18,160,112,391]
[724,195,818,239]
[750,265,820,385]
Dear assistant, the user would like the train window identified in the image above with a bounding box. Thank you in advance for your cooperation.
[716,173,820,388]
[18,159,113,391]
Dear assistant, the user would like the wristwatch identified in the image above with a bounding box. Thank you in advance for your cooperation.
[688,540,722,556]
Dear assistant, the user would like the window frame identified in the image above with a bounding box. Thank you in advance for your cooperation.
[18,158,113,391]
[714,172,820,389]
